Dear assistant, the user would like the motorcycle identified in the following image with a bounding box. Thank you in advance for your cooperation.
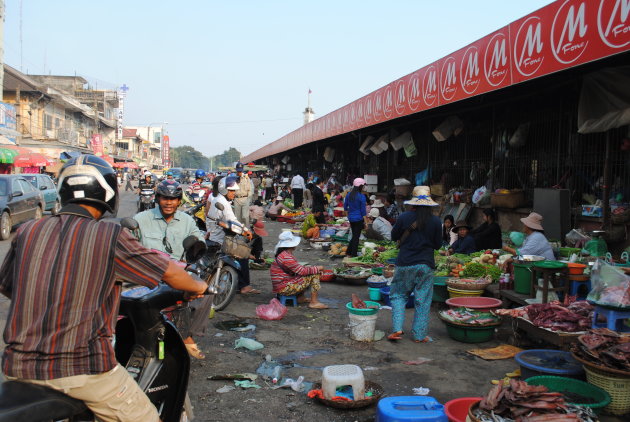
[138,188,156,212]
[183,201,207,233]
[0,219,207,422]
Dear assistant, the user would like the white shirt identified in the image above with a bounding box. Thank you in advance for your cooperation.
[206,194,240,243]
[290,175,305,190]
[372,216,393,241]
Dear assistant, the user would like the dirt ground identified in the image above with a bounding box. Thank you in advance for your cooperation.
[187,219,533,422]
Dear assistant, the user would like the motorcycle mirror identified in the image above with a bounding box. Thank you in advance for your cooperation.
[214,202,224,211]
[120,217,139,231]
[182,235,199,251]
[183,236,207,262]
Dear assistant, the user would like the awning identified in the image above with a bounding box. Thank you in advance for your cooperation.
[0,148,18,164]
[113,161,139,169]
[13,153,55,167]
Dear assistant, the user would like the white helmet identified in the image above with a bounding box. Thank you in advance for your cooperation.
[218,176,239,196]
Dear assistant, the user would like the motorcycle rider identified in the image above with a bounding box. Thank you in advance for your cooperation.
[137,172,156,210]
[0,155,207,422]
[133,179,210,359]
[207,176,260,294]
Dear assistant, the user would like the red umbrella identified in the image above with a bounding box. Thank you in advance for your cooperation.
[102,155,115,165]
[13,153,55,167]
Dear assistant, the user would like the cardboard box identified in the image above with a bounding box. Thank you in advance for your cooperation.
[430,183,445,196]
[364,174,378,185]
[582,205,603,217]
[364,184,378,193]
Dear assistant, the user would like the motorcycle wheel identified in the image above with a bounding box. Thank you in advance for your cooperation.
[211,266,238,311]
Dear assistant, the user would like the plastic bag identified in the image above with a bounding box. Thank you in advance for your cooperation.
[255,298,288,321]
[472,186,487,204]
[415,167,431,185]
[565,229,590,248]
[234,337,265,351]
[587,259,630,308]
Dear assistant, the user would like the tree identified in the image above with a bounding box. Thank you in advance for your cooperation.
[170,146,210,170]
[210,147,241,169]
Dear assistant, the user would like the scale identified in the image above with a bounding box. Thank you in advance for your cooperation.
[584,230,608,257]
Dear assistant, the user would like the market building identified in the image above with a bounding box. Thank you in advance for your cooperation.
[243,0,630,250]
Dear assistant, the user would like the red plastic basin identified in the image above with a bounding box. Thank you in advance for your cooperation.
[444,397,482,422]
[320,270,334,282]
[445,297,503,311]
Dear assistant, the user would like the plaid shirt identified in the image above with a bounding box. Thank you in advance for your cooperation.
[0,205,168,380]
[386,203,400,221]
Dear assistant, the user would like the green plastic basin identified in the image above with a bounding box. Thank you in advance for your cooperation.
[346,301,380,315]
[443,320,496,343]
[525,376,611,413]
[534,261,568,269]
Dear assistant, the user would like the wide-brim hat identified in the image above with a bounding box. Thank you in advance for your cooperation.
[404,186,439,206]
[275,230,301,252]
[452,220,472,233]
[253,221,268,237]
[368,208,381,218]
[521,212,544,231]
[372,199,385,208]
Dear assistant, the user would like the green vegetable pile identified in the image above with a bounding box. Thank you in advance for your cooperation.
[461,262,501,282]
[376,248,399,263]
[284,198,294,209]
[300,214,317,237]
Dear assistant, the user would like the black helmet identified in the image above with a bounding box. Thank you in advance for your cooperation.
[156,179,183,199]
[58,154,119,214]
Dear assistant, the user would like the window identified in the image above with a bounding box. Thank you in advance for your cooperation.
[19,179,36,193]
[23,175,38,188]
[44,114,53,130]
[153,132,161,143]
[11,180,23,196]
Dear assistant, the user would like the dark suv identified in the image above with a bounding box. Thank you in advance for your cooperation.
[0,175,46,240]
[23,174,61,214]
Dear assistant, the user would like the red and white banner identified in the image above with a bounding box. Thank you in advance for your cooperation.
[91,134,103,156]
[244,0,630,162]
[162,135,170,166]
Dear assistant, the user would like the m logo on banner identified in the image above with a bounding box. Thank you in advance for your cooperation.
[598,0,630,48]
[423,66,438,107]
[552,1,588,64]
[515,16,544,76]
[440,57,457,101]
[484,33,509,86]
[461,47,480,94]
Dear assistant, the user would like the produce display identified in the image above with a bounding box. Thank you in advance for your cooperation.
[475,379,597,422]
[300,214,317,237]
[462,262,502,282]
[439,308,500,325]
[525,301,593,332]
[572,328,630,372]
[328,243,348,256]
[333,266,371,278]
[434,252,502,282]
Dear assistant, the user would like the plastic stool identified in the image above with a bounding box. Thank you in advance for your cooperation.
[377,396,447,422]
[592,305,630,332]
[569,280,591,298]
[276,294,298,307]
[321,365,365,400]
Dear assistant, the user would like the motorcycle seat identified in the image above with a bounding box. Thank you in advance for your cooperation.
[0,381,91,421]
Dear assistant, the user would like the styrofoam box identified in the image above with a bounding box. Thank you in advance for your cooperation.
[364,174,378,185]
[364,185,378,193]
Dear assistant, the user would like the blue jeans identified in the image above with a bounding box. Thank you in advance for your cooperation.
[390,264,433,340]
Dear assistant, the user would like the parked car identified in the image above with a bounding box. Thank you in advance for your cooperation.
[0,175,46,240]
[23,174,61,215]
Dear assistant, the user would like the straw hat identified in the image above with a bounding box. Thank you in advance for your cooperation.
[403,186,439,206]
[253,221,268,237]
[521,212,544,231]
[372,199,385,208]
[274,231,301,253]
[451,220,472,233]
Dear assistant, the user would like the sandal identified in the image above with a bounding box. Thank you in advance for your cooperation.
[387,331,404,341]
[185,343,206,360]
[240,288,261,295]
[413,336,433,344]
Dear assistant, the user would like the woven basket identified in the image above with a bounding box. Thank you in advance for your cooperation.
[584,366,630,415]
[490,190,525,209]
[611,208,630,224]
[221,236,251,259]
[447,278,491,291]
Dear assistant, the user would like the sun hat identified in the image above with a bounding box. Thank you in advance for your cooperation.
[372,199,385,208]
[403,186,439,206]
[368,208,381,218]
[353,177,366,187]
[521,212,544,231]
[253,221,268,237]
[276,196,283,201]
[275,230,301,253]
[451,220,472,233]
[369,195,376,201]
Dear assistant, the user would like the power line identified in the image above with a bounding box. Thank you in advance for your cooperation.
[155,117,301,126]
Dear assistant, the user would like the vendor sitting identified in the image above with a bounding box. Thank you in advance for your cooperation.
[270,231,328,309]
[366,207,393,241]
[502,212,554,260]
[266,196,290,220]
[470,209,502,250]
[446,221,477,255]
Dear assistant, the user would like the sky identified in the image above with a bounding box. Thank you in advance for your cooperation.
[3,0,556,159]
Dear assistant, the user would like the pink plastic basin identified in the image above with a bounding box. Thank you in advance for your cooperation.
[444,397,482,422]
[445,297,503,311]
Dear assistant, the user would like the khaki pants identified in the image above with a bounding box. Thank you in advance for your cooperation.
[234,198,250,226]
[6,364,159,422]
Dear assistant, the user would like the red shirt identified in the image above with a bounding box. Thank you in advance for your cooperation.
[0,205,169,379]
[269,250,319,293]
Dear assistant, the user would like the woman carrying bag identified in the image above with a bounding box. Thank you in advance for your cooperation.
[388,186,442,343]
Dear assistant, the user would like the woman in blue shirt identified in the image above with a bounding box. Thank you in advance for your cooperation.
[503,212,554,260]
[344,178,368,257]
[448,221,477,255]
[388,186,442,343]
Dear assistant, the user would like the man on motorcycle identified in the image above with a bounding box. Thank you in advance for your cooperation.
[137,172,156,211]
[207,176,260,295]
[182,169,211,220]
[134,179,209,359]
[0,155,207,422]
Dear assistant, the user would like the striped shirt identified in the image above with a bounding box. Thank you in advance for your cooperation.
[270,250,319,293]
[0,205,169,380]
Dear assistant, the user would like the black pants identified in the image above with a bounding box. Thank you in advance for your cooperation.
[292,188,304,208]
[347,220,364,257]
[238,258,250,290]
[314,211,326,224]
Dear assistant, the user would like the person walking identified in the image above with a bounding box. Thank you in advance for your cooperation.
[388,186,442,343]
[344,178,368,257]
[290,172,306,208]
[124,171,134,191]
[311,177,327,224]
[233,162,252,226]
